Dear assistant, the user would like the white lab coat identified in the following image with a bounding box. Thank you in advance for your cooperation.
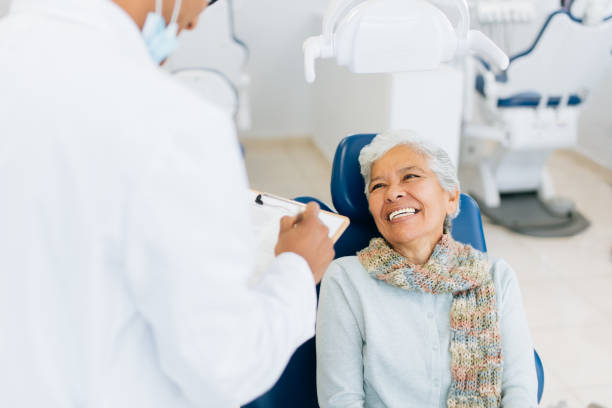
[0,0,317,406]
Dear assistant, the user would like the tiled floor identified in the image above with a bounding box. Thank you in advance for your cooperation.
[241,138,612,408]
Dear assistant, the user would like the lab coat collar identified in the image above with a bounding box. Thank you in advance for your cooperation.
[10,0,154,66]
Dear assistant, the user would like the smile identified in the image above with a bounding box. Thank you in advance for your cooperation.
[388,208,419,221]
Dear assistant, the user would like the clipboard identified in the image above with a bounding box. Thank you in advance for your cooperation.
[248,189,350,281]
[250,190,349,242]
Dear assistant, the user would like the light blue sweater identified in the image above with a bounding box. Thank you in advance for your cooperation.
[316,256,538,408]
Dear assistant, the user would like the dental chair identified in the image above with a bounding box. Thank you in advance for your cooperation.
[460,3,612,236]
[243,134,544,408]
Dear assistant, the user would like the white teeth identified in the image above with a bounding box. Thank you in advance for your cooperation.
[388,208,416,221]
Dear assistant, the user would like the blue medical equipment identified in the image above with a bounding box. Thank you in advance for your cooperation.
[460,4,612,236]
[243,133,544,407]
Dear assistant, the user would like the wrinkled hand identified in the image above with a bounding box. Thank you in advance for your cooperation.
[274,202,335,284]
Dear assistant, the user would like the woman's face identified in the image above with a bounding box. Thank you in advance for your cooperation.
[367,145,459,251]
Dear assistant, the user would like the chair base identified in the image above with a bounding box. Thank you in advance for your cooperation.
[475,192,590,237]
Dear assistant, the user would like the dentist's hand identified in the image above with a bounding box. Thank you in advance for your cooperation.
[275,202,335,284]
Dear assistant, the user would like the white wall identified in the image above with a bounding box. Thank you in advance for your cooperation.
[311,60,392,160]
[311,62,466,165]
[0,0,10,16]
[577,68,612,169]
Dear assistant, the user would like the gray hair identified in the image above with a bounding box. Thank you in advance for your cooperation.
[358,130,461,232]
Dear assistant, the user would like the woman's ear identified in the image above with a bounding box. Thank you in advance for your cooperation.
[446,189,460,216]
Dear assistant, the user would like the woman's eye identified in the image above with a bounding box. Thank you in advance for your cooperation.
[370,183,385,192]
[403,174,419,181]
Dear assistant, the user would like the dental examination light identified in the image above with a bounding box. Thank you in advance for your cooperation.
[172,0,251,130]
[303,0,509,83]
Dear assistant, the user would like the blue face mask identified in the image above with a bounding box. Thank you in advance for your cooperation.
[142,0,182,64]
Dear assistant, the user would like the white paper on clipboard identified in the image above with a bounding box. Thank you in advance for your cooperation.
[249,189,349,283]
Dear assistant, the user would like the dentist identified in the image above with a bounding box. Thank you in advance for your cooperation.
[0,0,334,407]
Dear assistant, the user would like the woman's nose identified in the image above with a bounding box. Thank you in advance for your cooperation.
[385,186,405,202]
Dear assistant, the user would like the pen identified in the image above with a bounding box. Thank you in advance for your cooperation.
[254,192,309,219]
[255,192,305,207]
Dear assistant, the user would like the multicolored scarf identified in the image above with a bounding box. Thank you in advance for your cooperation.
[357,234,503,408]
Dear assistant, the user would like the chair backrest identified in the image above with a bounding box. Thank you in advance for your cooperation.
[331,134,487,254]
[499,9,612,98]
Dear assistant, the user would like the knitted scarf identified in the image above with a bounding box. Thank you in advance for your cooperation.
[357,234,503,408]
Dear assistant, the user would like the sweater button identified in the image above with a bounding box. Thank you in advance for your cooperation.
[427,312,434,319]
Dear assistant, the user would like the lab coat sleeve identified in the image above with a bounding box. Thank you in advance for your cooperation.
[494,260,539,408]
[316,262,365,408]
[124,112,317,407]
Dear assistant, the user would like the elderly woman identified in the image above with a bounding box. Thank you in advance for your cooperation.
[316,130,537,408]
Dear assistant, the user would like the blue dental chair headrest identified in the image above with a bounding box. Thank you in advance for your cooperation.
[330,134,488,254]
[331,134,373,219]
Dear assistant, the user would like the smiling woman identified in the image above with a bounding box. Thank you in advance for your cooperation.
[315,130,539,408]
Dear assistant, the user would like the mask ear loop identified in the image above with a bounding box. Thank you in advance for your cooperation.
[156,0,181,25]
[170,0,183,25]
